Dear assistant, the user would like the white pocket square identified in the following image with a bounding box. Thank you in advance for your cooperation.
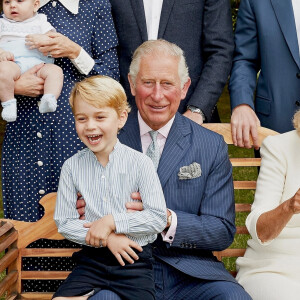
[178,162,201,180]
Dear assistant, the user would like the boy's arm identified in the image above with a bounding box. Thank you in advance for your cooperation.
[112,156,167,236]
[54,161,90,245]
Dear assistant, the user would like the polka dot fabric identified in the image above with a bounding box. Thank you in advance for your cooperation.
[1,0,119,292]
[2,0,119,221]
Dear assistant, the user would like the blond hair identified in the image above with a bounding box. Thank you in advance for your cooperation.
[129,39,189,88]
[70,76,131,116]
[293,110,300,132]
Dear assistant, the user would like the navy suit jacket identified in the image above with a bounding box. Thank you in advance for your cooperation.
[110,0,234,122]
[229,0,300,133]
[118,112,236,282]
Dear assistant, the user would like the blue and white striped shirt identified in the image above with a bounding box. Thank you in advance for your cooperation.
[54,140,167,247]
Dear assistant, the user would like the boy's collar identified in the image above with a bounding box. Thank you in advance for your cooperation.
[40,0,80,15]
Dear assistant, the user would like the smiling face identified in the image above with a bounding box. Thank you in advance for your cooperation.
[3,0,39,22]
[73,95,127,165]
[128,53,190,131]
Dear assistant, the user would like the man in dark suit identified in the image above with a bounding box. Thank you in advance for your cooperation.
[109,0,234,124]
[88,40,251,300]
[229,0,300,149]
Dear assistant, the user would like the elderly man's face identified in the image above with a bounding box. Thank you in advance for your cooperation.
[128,53,190,130]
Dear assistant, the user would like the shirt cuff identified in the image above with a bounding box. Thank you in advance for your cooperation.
[161,209,177,244]
[70,48,95,75]
[112,212,130,234]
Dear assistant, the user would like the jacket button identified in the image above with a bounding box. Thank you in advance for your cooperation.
[297,73,300,78]
[296,101,300,106]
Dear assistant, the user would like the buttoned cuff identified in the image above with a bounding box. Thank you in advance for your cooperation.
[161,209,177,244]
[112,213,130,234]
[71,48,95,75]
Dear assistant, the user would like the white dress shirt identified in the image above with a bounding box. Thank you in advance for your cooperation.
[292,0,300,55]
[143,0,163,40]
[55,140,167,247]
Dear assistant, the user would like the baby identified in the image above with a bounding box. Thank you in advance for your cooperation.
[0,0,63,122]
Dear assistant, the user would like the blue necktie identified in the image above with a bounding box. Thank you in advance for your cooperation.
[146,130,160,170]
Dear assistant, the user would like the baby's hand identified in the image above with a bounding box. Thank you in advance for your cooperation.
[84,215,116,247]
[0,50,14,62]
[25,34,52,50]
[107,232,143,266]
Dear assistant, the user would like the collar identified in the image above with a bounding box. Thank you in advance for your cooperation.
[138,111,175,139]
[40,0,80,14]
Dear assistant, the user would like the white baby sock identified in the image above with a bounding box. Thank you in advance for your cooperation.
[39,94,57,114]
[2,98,17,122]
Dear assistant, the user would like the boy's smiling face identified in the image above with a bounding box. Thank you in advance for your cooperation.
[73,95,127,165]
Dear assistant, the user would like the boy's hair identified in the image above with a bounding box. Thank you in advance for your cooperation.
[70,75,131,116]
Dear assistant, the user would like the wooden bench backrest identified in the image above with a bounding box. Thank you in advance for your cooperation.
[0,124,279,299]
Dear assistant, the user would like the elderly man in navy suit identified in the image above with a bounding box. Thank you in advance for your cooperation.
[109,0,234,125]
[82,40,251,300]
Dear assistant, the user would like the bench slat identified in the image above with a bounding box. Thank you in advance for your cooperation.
[21,248,81,257]
[0,248,18,274]
[21,271,71,280]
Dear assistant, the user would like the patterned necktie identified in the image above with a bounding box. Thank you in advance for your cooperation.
[146,130,160,170]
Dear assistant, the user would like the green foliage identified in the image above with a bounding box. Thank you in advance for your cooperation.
[231,0,241,30]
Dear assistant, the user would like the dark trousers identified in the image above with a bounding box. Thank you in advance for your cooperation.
[53,245,155,300]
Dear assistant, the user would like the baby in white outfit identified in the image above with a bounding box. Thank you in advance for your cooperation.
[0,0,63,122]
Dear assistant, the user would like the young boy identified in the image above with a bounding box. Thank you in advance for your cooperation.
[0,0,63,122]
[53,76,167,300]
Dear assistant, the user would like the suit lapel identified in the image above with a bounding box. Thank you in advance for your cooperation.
[118,111,143,152]
[130,0,148,41]
[158,0,175,38]
[271,0,300,69]
[158,113,192,188]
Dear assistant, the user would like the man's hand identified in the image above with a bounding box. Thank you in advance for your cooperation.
[183,110,204,125]
[14,63,44,97]
[231,104,261,150]
[0,50,14,62]
[84,215,116,247]
[107,232,143,266]
[76,192,86,220]
[126,192,143,212]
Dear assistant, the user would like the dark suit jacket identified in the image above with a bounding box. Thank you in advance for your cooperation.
[229,0,300,133]
[118,112,236,282]
[110,0,234,122]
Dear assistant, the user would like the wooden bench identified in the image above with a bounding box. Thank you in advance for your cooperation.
[0,124,278,299]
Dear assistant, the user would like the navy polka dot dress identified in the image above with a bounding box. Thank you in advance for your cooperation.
[1,0,119,291]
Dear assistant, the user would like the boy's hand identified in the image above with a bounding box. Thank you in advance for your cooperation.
[0,50,14,62]
[107,232,143,266]
[84,215,116,247]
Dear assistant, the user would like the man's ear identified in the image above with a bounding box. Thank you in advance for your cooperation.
[181,77,191,100]
[118,110,128,130]
[128,74,136,97]
[34,0,40,13]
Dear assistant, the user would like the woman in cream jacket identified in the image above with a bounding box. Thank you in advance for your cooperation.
[236,111,300,300]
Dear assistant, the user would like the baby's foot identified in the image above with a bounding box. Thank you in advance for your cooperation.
[39,94,57,113]
[2,99,17,122]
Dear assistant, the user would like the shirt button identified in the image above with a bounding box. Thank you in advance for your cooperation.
[296,101,300,106]
[101,175,105,179]
[52,1,57,7]
[39,189,45,195]
[37,132,42,138]
[169,236,173,240]
[297,72,300,78]
[37,161,43,167]
[103,197,107,202]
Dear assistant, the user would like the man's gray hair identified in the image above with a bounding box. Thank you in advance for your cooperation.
[129,39,189,88]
